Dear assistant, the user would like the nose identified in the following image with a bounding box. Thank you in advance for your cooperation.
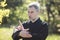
[28,12,31,16]
[28,13,31,18]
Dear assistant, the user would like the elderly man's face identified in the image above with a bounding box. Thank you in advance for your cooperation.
[28,7,39,20]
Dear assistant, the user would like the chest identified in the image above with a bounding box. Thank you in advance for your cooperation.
[27,23,43,33]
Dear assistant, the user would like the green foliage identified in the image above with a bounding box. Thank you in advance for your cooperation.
[0,0,27,25]
[0,0,7,8]
[0,0,46,25]
[0,9,10,24]
[5,0,24,8]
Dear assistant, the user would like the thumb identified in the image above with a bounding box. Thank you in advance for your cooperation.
[19,20,23,27]
[19,20,24,30]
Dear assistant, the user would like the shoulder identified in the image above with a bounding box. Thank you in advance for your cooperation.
[41,21,48,30]
[23,20,30,24]
[22,20,30,26]
[42,21,48,27]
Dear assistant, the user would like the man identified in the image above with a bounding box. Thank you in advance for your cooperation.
[12,2,48,40]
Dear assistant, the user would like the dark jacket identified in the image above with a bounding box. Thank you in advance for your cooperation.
[12,18,48,40]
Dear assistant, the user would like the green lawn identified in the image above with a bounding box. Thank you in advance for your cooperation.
[0,28,13,40]
[0,28,60,40]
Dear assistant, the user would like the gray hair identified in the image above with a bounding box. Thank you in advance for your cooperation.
[28,2,40,11]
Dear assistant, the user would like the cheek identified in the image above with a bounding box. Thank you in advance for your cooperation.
[33,13,37,16]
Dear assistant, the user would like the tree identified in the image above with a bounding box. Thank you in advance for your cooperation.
[46,0,60,33]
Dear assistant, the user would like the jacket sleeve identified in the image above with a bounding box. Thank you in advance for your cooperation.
[12,22,28,40]
[30,23,48,40]
[12,30,22,40]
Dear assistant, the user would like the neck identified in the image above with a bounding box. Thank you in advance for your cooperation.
[31,17,39,23]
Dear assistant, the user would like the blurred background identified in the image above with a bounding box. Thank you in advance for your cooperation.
[0,0,60,40]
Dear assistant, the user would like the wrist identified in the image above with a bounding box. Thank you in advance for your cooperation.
[18,30,22,36]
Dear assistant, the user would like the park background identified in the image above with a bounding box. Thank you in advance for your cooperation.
[0,0,60,40]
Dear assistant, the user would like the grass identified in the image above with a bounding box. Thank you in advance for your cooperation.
[46,34,60,40]
[0,28,60,40]
[0,28,13,40]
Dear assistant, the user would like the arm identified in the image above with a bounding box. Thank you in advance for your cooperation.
[19,30,32,38]
[12,21,32,39]
[12,30,22,40]
[12,20,24,40]
[30,23,48,40]
[12,28,32,40]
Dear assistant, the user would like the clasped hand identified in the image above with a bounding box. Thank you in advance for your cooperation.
[16,20,32,38]
[19,29,32,38]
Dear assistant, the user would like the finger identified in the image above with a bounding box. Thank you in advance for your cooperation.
[19,20,23,27]
[26,34,32,38]
[27,34,32,37]
[22,34,32,38]
[24,28,29,31]
[19,20,24,30]
[16,26,22,30]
